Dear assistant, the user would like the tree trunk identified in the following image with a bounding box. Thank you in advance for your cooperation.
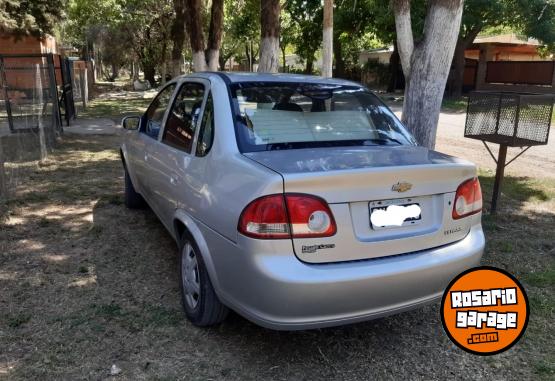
[305,56,314,74]
[143,65,156,86]
[170,0,186,77]
[447,27,481,98]
[219,55,227,71]
[96,50,103,79]
[281,45,287,72]
[184,0,206,71]
[206,49,219,71]
[161,63,167,85]
[333,34,345,78]
[191,51,206,72]
[132,61,139,80]
[245,43,251,71]
[258,0,280,73]
[387,43,400,93]
[446,39,466,99]
[109,63,119,81]
[207,0,224,71]
[322,0,333,77]
[393,0,464,149]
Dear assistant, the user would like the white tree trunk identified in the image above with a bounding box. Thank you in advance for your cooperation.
[394,0,464,149]
[207,49,220,71]
[258,37,280,73]
[392,0,414,79]
[192,50,207,72]
[322,0,333,78]
[132,61,139,80]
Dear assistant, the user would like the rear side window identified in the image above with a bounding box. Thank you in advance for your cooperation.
[143,83,176,139]
[196,92,214,157]
[162,82,205,153]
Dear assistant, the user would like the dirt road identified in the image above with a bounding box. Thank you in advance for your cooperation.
[389,106,555,179]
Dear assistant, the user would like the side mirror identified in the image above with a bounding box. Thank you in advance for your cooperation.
[122,116,141,130]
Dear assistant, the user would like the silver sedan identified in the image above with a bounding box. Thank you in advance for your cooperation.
[120,73,484,330]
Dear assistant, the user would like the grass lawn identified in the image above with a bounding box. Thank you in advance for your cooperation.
[78,90,155,121]
[0,130,553,379]
[478,169,555,378]
[381,95,469,113]
[79,97,152,120]
[442,97,468,113]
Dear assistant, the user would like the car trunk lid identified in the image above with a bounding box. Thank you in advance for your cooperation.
[244,146,478,263]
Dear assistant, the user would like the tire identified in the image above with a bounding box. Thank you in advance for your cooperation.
[124,166,145,209]
[179,233,229,327]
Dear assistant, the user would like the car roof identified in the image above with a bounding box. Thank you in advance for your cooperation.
[178,71,362,87]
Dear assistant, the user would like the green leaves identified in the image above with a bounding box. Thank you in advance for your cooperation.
[514,0,555,45]
[460,0,555,47]
[0,0,66,35]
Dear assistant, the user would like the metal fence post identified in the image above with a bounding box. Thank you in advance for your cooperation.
[0,56,14,133]
[490,145,508,214]
[0,153,6,199]
[80,66,88,109]
[465,92,554,214]
[46,53,62,137]
[0,133,6,198]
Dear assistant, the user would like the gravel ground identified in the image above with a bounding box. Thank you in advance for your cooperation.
[388,104,555,180]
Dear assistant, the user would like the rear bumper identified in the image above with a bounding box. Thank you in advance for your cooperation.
[207,225,485,330]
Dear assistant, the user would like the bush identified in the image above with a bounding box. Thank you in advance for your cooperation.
[362,59,390,88]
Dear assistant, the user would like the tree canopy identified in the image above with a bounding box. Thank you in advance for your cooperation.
[0,0,66,35]
[51,0,554,87]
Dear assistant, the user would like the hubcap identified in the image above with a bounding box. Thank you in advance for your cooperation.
[181,243,200,309]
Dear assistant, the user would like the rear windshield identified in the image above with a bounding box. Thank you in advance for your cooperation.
[230,82,416,152]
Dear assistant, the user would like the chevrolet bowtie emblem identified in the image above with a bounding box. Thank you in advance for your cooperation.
[392,182,412,193]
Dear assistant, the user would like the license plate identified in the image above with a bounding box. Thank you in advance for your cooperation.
[369,198,422,229]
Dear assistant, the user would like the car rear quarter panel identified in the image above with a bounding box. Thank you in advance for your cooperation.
[176,76,285,243]
[180,152,284,243]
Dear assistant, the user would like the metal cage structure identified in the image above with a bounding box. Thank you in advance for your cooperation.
[464,92,555,213]
[465,92,553,147]
[0,53,79,135]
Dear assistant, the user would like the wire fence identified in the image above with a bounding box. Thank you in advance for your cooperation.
[0,54,62,202]
[71,60,89,113]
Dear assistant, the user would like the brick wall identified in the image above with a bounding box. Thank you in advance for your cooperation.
[0,34,57,55]
[0,34,61,90]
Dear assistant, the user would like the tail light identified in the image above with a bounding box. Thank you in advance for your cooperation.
[238,194,337,239]
[238,195,290,238]
[452,178,482,219]
[285,194,337,238]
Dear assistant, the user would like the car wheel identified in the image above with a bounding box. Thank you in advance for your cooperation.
[124,166,145,209]
[179,234,229,327]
